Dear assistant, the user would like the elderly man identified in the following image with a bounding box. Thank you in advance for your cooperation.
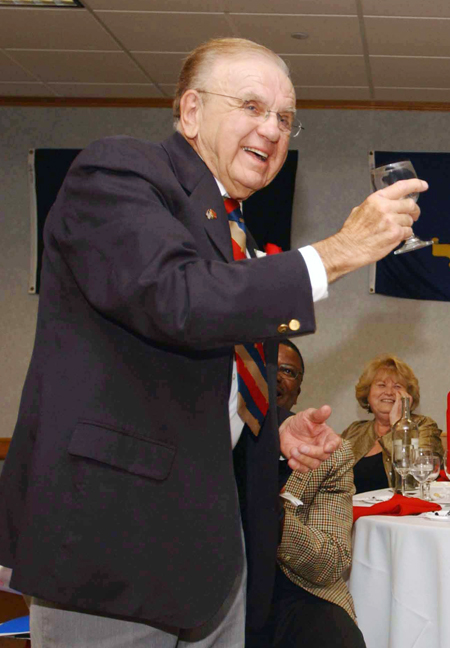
[0,38,425,647]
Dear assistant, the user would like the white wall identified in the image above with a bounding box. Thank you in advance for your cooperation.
[1,106,449,439]
[289,109,450,434]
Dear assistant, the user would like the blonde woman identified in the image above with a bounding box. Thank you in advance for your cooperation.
[342,354,443,494]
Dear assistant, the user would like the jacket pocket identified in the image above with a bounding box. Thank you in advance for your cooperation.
[68,420,176,481]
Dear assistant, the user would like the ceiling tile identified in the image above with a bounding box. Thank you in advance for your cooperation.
[97,11,233,51]
[0,51,37,82]
[283,54,366,85]
[6,51,150,83]
[295,86,371,100]
[223,0,356,13]
[132,53,185,84]
[229,15,363,55]
[86,0,222,9]
[371,56,450,89]
[48,82,163,97]
[86,0,356,11]
[0,8,119,50]
[158,84,177,95]
[374,87,450,102]
[365,17,450,57]
[0,82,56,96]
[363,0,450,18]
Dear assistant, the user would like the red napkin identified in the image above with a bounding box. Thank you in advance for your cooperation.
[353,493,441,523]
[437,469,449,482]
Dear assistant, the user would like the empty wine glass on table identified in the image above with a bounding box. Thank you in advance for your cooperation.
[409,447,435,500]
[393,444,414,496]
[422,452,441,501]
[371,160,433,255]
[444,450,450,481]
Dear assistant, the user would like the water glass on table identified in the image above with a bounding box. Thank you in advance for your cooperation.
[409,447,435,500]
[444,450,450,481]
[422,453,441,501]
[393,444,414,496]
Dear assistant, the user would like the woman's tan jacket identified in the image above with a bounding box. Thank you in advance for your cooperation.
[342,414,443,487]
[278,441,357,621]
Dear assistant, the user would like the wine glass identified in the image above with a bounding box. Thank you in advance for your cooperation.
[422,453,441,501]
[409,447,435,500]
[393,444,414,496]
[371,160,433,255]
[444,450,450,480]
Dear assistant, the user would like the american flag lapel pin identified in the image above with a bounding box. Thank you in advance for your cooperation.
[206,209,217,220]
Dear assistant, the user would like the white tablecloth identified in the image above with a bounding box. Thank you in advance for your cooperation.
[348,485,450,648]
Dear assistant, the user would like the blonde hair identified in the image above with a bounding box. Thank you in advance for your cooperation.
[355,354,420,412]
[173,37,291,124]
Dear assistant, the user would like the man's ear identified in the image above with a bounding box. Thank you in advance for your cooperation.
[179,90,202,139]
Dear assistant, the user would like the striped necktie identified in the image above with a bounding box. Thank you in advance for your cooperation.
[224,197,269,437]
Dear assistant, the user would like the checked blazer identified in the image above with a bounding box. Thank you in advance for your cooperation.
[278,440,357,621]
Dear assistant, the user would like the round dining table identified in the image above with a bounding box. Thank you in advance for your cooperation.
[348,485,450,648]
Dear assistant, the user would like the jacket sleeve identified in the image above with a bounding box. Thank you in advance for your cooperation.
[277,444,355,586]
[46,136,315,351]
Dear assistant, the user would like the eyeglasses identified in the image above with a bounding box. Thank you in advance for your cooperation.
[278,364,302,380]
[196,90,304,137]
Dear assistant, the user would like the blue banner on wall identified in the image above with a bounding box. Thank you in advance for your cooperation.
[372,151,450,302]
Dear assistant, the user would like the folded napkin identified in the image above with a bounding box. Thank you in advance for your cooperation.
[353,493,441,522]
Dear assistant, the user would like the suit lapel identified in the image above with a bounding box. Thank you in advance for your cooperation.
[191,176,234,262]
[160,132,234,262]
[246,229,259,259]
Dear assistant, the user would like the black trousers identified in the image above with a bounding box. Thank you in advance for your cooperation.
[246,567,366,648]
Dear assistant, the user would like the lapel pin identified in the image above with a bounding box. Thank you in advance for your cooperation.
[206,209,217,220]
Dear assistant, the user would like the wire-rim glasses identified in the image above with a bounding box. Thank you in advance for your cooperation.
[196,90,303,137]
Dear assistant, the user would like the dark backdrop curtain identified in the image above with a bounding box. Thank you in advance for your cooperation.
[372,150,450,302]
[29,148,298,293]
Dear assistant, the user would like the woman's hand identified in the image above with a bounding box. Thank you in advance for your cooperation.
[389,390,413,426]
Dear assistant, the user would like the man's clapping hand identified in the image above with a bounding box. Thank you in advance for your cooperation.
[279,405,342,472]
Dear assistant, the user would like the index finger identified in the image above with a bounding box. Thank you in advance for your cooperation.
[377,178,428,200]
[306,404,332,424]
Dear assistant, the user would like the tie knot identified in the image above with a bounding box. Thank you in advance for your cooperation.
[223,197,241,215]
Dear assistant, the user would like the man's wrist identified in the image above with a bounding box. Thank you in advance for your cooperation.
[312,231,360,285]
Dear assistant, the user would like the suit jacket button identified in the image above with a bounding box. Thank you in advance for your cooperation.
[278,323,289,334]
[288,319,300,332]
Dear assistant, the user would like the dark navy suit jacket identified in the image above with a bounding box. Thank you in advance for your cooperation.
[0,132,316,629]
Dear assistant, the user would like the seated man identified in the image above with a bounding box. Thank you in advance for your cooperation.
[246,342,366,648]
[276,339,305,412]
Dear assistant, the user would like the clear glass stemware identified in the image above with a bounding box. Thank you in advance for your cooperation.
[444,450,450,481]
[393,444,414,496]
[371,160,433,255]
[422,453,441,501]
[409,447,435,500]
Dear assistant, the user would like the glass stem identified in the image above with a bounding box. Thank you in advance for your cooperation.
[401,475,406,496]
[419,483,425,500]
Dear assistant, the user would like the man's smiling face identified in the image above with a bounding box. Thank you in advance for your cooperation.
[189,54,296,201]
